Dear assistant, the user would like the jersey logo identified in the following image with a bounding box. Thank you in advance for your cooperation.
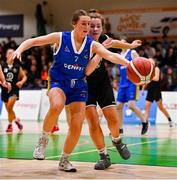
[64,46,70,53]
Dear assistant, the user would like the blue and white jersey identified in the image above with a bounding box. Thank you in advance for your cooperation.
[49,31,93,81]
[118,49,137,88]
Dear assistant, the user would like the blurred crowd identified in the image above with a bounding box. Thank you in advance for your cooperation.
[0,35,177,91]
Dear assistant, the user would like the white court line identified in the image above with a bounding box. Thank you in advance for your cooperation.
[45,138,167,160]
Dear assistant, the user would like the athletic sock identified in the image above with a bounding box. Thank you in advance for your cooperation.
[98,148,107,155]
[112,136,121,143]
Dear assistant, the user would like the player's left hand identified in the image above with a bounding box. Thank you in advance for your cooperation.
[16,81,23,88]
[131,40,142,48]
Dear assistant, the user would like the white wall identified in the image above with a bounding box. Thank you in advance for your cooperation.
[0,0,177,44]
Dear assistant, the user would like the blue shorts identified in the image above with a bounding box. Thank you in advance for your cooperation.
[49,79,88,105]
[117,84,136,103]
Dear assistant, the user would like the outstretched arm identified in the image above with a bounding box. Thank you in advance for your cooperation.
[13,32,60,60]
[92,41,129,66]
[111,39,142,49]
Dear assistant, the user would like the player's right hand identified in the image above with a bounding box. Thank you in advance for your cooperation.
[2,82,11,93]
[12,51,22,61]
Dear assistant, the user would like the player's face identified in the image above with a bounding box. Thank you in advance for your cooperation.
[6,49,14,62]
[74,16,91,38]
[89,18,103,41]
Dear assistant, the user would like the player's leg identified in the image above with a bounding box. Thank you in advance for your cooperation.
[5,96,18,133]
[116,102,124,134]
[103,106,130,160]
[142,100,151,134]
[86,105,111,170]
[157,99,173,127]
[116,87,126,134]
[59,102,85,172]
[33,88,65,160]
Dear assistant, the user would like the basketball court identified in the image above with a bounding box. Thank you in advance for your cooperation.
[0,121,177,179]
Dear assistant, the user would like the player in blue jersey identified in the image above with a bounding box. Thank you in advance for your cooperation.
[116,39,148,135]
[12,9,130,172]
[85,10,142,170]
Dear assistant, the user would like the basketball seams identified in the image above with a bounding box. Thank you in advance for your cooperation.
[127,57,155,85]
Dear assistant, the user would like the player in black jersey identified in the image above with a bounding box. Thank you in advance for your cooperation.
[85,10,142,170]
[1,48,27,133]
[142,60,173,134]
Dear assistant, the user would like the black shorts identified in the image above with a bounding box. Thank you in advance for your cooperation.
[146,87,162,102]
[1,87,19,103]
[86,76,116,109]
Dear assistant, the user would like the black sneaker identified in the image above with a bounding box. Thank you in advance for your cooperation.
[119,128,123,134]
[94,154,111,170]
[112,139,131,160]
[141,122,148,135]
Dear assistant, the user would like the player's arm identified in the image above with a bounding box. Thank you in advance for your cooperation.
[85,54,102,76]
[0,65,11,92]
[111,39,142,49]
[92,41,129,66]
[16,67,27,88]
[13,32,60,60]
[152,67,160,81]
[85,38,113,76]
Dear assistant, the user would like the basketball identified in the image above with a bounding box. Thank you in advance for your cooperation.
[127,57,155,85]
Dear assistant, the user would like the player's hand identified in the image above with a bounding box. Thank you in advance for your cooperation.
[131,40,142,48]
[12,50,22,61]
[16,81,23,88]
[2,81,11,93]
[102,38,113,49]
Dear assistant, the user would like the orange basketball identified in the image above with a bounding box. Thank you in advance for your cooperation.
[127,57,155,85]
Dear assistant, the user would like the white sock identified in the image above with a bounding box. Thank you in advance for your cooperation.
[112,136,121,143]
[98,148,107,155]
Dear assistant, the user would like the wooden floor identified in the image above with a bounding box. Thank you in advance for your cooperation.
[1,159,177,179]
[0,121,177,179]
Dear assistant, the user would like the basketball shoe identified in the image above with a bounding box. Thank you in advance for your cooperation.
[112,139,131,160]
[94,153,111,170]
[33,135,49,160]
[51,125,59,134]
[15,118,23,131]
[6,124,13,133]
[141,122,148,135]
[58,156,77,172]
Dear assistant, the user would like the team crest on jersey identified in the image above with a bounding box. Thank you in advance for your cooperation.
[13,68,18,73]
[84,54,88,59]
[4,68,8,73]
[64,46,70,52]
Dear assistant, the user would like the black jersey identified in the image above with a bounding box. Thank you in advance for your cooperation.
[86,34,116,108]
[1,61,21,86]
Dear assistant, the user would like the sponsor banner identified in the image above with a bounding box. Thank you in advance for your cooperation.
[156,92,177,124]
[0,90,41,121]
[0,14,23,37]
[101,7,177,38]
[39,89,66,121]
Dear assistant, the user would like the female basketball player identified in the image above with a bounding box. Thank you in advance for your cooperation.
[142,60,173,133]
[116,40,148,136]
[84,10,142,170]
[12,9,130,172]
[1,48,27,133]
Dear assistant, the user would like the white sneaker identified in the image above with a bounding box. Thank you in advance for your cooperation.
[33,136,49,160]
[58,156,77,172]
